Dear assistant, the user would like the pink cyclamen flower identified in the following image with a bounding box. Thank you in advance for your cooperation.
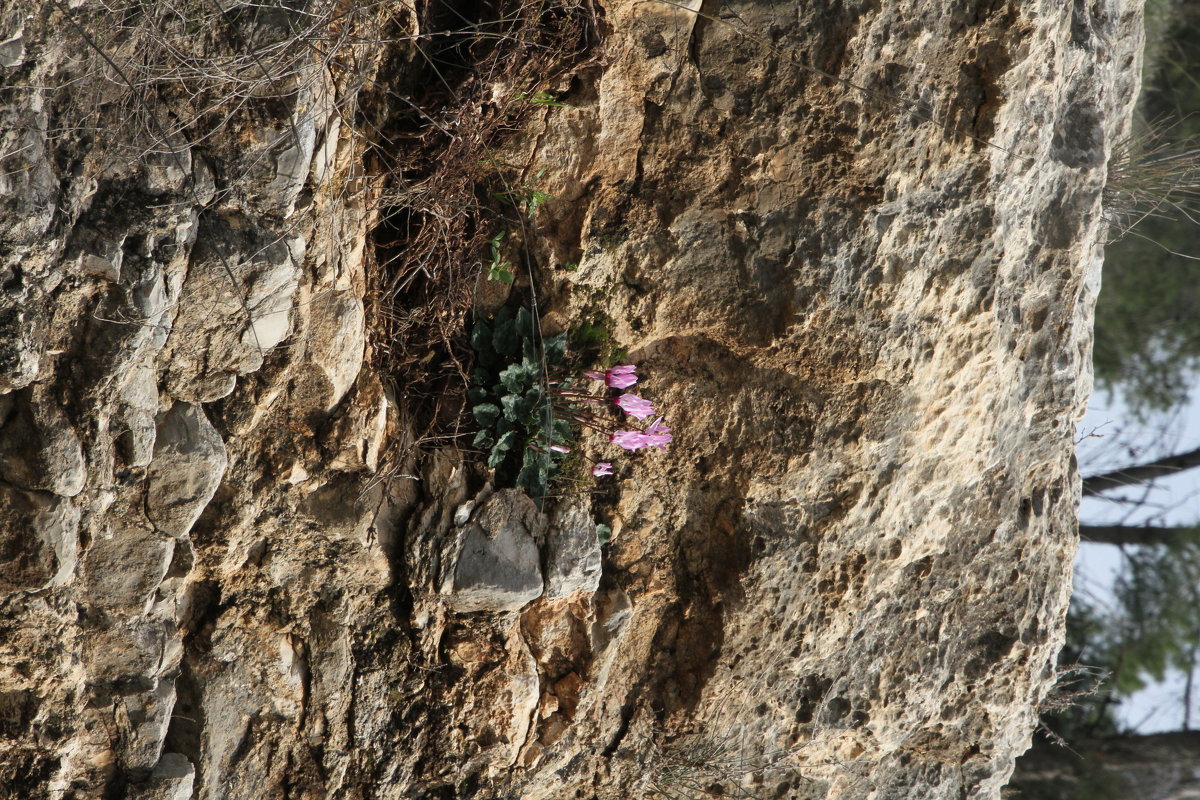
[610,430,650,451]
[606,365,638,389]
[614,393,655,420]
[643,416,672,450]
[549,445,570,454]
[591,462,613,477]
[585,365,638,389]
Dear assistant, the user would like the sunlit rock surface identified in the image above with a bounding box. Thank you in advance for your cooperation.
[0,0,1139,797]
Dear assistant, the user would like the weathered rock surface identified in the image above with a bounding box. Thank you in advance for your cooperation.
[0,0,1141,798]
[442,489,546,613]
[145,403,228,539]
[127,753,196,800]
[0,484,78,592]
[544,499,603,599]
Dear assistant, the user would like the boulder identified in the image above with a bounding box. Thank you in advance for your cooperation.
[127,753,195,800]
[0,485,78,592]
[80,523,174,615]
[0,388,86,497]
[443,489,545,613]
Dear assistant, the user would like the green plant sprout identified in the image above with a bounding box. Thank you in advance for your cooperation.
[515,90,570,108]
[486,231,515,283]
[493,168,555,219]
[470,307,568,496]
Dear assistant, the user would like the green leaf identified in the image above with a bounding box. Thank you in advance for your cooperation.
[515,307,534,343]
[501,392,540,425]
[473,429,494,449]
[500,361,537,393]
[472,403,501,426]
[488,264,514,284]
[595,524,612,546]
[543,332,567,365]
[486,231,513,282]
[501,393,522,422]
[526,189,554,218]
[488,430,521,468]
[468,386,489,404]
[470,318,493,362]
[517,448,549,497]
[518,397,539,426]
[493,317,519,357]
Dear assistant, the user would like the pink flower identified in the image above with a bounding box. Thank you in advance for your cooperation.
[614,393,655,420]
[643,416,672,450]
[591,462,613,477]
[606,365,639,389]
[549,445,570,454]
[610,430,650,450]
[585,365,638,389]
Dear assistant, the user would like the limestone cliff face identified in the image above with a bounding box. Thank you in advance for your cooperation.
[0,0,1139,798]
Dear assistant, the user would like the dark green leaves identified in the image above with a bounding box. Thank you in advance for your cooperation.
[473,403,501,426]
[488,430,522,468]
[543,332,567,364]
[499,359,538,393]
[493,316,519,358]
[467,306,572,500]
[516,447,550,497]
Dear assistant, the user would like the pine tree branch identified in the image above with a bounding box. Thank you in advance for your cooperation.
[1082,445,1200,496]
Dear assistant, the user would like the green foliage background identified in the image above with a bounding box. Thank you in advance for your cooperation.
[1095,2,1200,417]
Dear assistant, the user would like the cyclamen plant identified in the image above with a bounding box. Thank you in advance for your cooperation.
[563,364,673,458]
[469,308,670,499]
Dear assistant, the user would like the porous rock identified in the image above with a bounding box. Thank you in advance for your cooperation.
[0,386,86,497]
[79,523,174,615]
[0,484,78,592]
[127,753,195,800]
[0,0,1144,797]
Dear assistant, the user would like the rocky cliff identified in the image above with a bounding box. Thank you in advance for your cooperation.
[0,0,1141,798]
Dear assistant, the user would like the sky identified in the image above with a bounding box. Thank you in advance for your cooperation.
[1075,385,1200,733]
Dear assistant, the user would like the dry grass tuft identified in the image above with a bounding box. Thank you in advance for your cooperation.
[1104,119,1200,242]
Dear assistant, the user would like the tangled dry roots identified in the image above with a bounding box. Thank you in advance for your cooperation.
[364,0,599,406]
[55,0,599,465]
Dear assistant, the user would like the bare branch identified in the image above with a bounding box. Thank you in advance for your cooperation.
[1082,444,1200,496]
[1079,524,1200,547]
